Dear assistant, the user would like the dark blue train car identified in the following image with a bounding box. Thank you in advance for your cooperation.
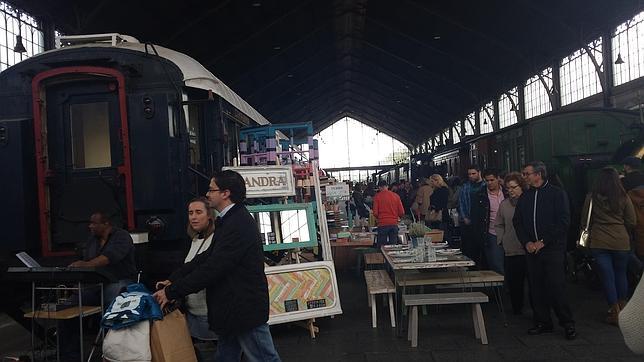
[0,34,269,272]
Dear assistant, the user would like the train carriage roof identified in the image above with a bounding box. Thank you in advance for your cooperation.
[35,33,270,126]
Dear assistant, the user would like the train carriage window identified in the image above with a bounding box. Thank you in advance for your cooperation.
[70,102,112,169]
[187,104,203,168]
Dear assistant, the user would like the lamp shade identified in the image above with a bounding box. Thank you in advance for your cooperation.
[13,35,27,53]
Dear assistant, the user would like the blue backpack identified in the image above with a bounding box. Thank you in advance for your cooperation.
[101,283,163,330]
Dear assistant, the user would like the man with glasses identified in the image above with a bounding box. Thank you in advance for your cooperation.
[513,161,576,340]
[154,170,281,361]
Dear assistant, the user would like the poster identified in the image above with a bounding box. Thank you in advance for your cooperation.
[266,261,342,325]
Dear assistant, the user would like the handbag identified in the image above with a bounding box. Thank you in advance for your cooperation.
[577,198,593,248]
[427,209,442,222]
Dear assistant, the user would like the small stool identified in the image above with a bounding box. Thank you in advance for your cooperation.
[364,270,396,328]
[364,252,385,270]
[354,247,379,275]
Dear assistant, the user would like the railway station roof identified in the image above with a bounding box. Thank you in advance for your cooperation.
[11,0,642,146]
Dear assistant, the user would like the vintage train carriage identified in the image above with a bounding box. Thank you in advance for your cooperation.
[0,34,268,268]
[430,108,642,244]
[431,144,469,179]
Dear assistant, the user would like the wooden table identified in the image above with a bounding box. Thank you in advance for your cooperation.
[24,306,102,320]
[331,238,375,270]
[381,246,475,336]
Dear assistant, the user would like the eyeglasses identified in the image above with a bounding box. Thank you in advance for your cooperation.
[522,172,535,176]
[206,188,221,193]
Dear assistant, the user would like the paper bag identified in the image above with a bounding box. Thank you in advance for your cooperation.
[150,309,197,362]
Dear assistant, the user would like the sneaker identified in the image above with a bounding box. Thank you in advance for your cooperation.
[564,326,577,340]
[528,324,554,335]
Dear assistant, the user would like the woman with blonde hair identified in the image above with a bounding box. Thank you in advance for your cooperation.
[415,177,433,221]
[428,174,449,238]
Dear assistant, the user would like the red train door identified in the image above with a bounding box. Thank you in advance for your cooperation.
[32,67,134,256]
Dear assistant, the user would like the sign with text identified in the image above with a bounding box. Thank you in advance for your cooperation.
[223,166,295,198]
[325,184,350,200]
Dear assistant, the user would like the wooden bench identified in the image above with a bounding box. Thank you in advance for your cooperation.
[364,270,396,328]
[395,270,503,287]
[364,252,385,269]
[404,292,489,347]
[397,270,506,324]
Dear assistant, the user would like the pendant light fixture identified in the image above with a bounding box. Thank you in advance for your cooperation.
[13,11,27,53]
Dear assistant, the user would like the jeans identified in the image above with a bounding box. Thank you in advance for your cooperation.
[186,311,218,341]
[484,234,505,275]
[215,323,281,362]
[591,248,630,305]
[376,225,399,247]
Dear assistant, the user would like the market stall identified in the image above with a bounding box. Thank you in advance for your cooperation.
[227,122,342,337]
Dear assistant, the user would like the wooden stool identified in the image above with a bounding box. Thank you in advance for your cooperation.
[364,252,385,270]
[364,270,396,328]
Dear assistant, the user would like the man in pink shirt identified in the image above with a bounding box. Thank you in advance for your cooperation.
[373,180,405,247]
[483,169,506,275]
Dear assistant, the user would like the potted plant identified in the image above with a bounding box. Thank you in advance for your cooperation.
[408,222,430,247]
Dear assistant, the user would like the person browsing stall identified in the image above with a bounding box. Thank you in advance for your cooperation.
[154,170,280,362]
[513,161,576,340]
[495,172,528,315]
[581,167,636,325]
[373,180,405,247]
[483,169,506,275]
[458,165,487,267]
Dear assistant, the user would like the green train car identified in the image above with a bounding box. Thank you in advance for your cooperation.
[433,108,643,244]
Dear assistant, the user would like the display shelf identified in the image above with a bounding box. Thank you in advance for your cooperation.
[247,202,319,252]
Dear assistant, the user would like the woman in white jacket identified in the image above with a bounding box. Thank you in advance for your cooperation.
[184,197,218,341]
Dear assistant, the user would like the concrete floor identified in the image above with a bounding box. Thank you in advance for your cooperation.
[269,270,640,362]
[0,270,640,361]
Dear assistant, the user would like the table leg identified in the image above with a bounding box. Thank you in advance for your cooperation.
[395,270,408,337]
[78,281,83,362]
[56,320,60,362]
[31,282,35,362]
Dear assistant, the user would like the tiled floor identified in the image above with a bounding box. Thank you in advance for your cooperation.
[0,270,640,361]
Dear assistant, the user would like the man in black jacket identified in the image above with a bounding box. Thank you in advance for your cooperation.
[513,161,576,340]
[622,156,644,192]
[154,170,280,361]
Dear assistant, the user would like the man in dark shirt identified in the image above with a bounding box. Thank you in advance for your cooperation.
[622,156,644,192]
[61,212,136,360]
[69,211,137,303]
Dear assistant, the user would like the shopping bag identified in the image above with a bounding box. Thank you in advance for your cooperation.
[427,210,441,222]
[577,199,593,248]
[150,309,197,362]
[103,321,151,362]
